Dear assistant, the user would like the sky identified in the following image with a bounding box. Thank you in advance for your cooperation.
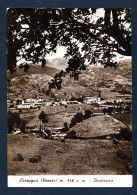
[17,46,67,65]
[46,46,67,59]
[17,44,131,65]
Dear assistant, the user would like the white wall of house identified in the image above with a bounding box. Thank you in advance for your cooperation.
[83,97,100,104]
[17,103,35,109]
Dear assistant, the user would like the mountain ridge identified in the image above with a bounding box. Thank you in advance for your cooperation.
[7,58,132,99]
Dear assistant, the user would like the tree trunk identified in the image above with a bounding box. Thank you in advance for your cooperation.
[7,46,17,73]
[112,9,118,27]
[104,9,131,56]
[40,120,42,132]
[104,9,111,26]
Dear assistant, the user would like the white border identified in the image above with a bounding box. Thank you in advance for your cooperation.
[8,175,132,187]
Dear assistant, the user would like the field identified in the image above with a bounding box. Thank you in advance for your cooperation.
[69,115,127,138]
[8,111,132,175]
[20,104,95,128]
[8,134,132,175]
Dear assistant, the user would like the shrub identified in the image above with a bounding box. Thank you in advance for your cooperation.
[84,109,93,119]
[29,155,41,163]
[65,130,77,139]
[13,153,24,161]
[45,130,51,136]
[69,112,84,128]
[102,108,107,115]
[61,122,69,132]
[75,112,84,123]
[119,128,132,141]
[124,106,131,113]
[69,117,77,128]
[19,109,22,113]
[116,149,128,159]
[107,107,113,114]
[102,107,113,115]
[116,106,122,113]
[61,139,65,142]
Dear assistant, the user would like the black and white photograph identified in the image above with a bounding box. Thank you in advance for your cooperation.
[7,8,132,187]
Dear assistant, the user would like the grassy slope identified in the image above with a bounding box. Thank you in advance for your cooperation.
[112,113,132,130]
[8,59,62,79]
[8,134,132,175]
[69,115,127,138]
[8,112,132,175]
[25,104,94,127]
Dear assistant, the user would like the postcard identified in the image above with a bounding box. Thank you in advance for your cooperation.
[7,8,132,187]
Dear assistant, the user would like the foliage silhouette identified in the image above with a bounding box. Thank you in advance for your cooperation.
[7,8,131,75]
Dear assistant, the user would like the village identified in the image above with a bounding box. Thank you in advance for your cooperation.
[7,88,132,140]
[7,87,132,175]
[7,88,132,112]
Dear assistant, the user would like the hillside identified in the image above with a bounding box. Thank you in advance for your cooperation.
[7,62,62,98]
[7,58,132,99]
[69,115,127,138]
[47,58,67,70]
[80,59,132,89]
[8,134,132,175]
[59,59,132,99]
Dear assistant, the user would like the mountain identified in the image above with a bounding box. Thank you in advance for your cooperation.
[7,61,62,98]
[7,58,132,99]
[47,58,67,70]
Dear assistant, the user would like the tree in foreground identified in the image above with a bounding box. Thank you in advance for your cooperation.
[69,112,84,128]
[20,119,26,133]
[62,122,69,132]
[7,111,26,133]
[7,111,21,133]
[38,111,48,131]
[7,8,131,78]
[75,112,84,123]
[69,117,77,128]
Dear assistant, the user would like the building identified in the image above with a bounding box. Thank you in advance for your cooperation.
[17,103,35,109]
[83,96,101,104]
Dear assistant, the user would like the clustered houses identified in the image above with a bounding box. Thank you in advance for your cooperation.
[7,94,132,110]
[7,98,45,110]
[7,87,132,113]
[83,95,132,112]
